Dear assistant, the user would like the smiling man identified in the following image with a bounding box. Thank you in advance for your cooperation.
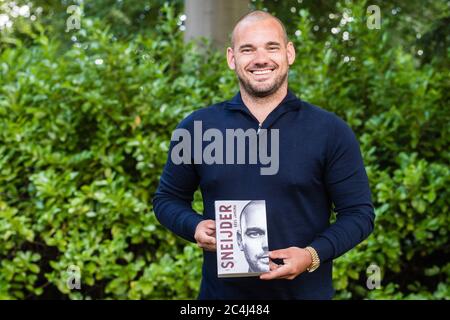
[153,11,375,299]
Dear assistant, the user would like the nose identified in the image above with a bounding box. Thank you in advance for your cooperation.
[261,236,268,252]
[253,47,270,66]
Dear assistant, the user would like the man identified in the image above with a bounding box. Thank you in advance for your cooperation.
[237,201,269,273]
[153,10,375,299]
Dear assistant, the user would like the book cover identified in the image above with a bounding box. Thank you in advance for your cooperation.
[215,200,269,278]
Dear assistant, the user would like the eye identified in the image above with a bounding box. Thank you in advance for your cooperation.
[247,230,264,238]
[241,48,252,53]
[268,46,279,51]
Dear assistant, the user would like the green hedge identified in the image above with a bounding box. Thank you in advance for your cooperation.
[0,3,448,299]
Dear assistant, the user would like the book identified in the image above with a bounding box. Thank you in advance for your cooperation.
[215,200,269,278]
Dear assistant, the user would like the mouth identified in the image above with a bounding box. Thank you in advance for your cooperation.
[248,68,275,77]
[259,255,270,264]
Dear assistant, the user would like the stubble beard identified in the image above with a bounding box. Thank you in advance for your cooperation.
[237,68,288,98]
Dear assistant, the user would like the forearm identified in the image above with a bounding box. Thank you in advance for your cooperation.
[310,204,375,263]
[153,185,204,243]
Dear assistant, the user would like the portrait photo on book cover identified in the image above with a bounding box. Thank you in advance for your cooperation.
[237,200,269,273]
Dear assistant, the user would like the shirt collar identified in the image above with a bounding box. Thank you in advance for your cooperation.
[224,88,302,112]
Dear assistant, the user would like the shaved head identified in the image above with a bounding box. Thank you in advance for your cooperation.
[231,11,288,48]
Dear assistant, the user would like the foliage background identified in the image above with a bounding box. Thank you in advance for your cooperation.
[0,0,448,299]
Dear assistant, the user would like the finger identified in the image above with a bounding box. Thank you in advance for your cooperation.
[200,242,216,252]
[199,233,216,245]
[260,264,292,280]
[269,261,280,271]
[203,246,216,252]
[269,249,290,260]
[205,220,216,229]
[203,236,216,245]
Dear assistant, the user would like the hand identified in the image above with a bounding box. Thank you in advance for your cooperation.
[194,219,216,252]
[259,247,312,280]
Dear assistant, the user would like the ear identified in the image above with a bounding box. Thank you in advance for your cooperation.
[237,231,244,251]
[286,42,296,66]
[226,47,236,70]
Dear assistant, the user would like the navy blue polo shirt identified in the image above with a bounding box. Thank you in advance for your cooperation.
[153,89,375,299]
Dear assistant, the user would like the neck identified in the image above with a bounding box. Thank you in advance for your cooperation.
[240,82,288,124]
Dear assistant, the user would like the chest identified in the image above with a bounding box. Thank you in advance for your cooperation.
[196,119,327,195]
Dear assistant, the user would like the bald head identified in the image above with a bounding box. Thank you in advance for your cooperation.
[231,11,288,48]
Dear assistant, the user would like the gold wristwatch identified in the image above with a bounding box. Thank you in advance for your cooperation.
[305,246,320,272]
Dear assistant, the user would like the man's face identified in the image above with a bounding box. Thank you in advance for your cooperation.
[227,18,295,98]
[238,203,269,272]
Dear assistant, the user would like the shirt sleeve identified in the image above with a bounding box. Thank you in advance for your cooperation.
[152,116,204,243]
[310,115,375,263]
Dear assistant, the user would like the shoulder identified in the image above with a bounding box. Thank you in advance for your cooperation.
[176,101,226,130]
[300,100,354,135]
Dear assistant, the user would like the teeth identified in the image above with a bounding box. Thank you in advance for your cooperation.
[252,69,272,75]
